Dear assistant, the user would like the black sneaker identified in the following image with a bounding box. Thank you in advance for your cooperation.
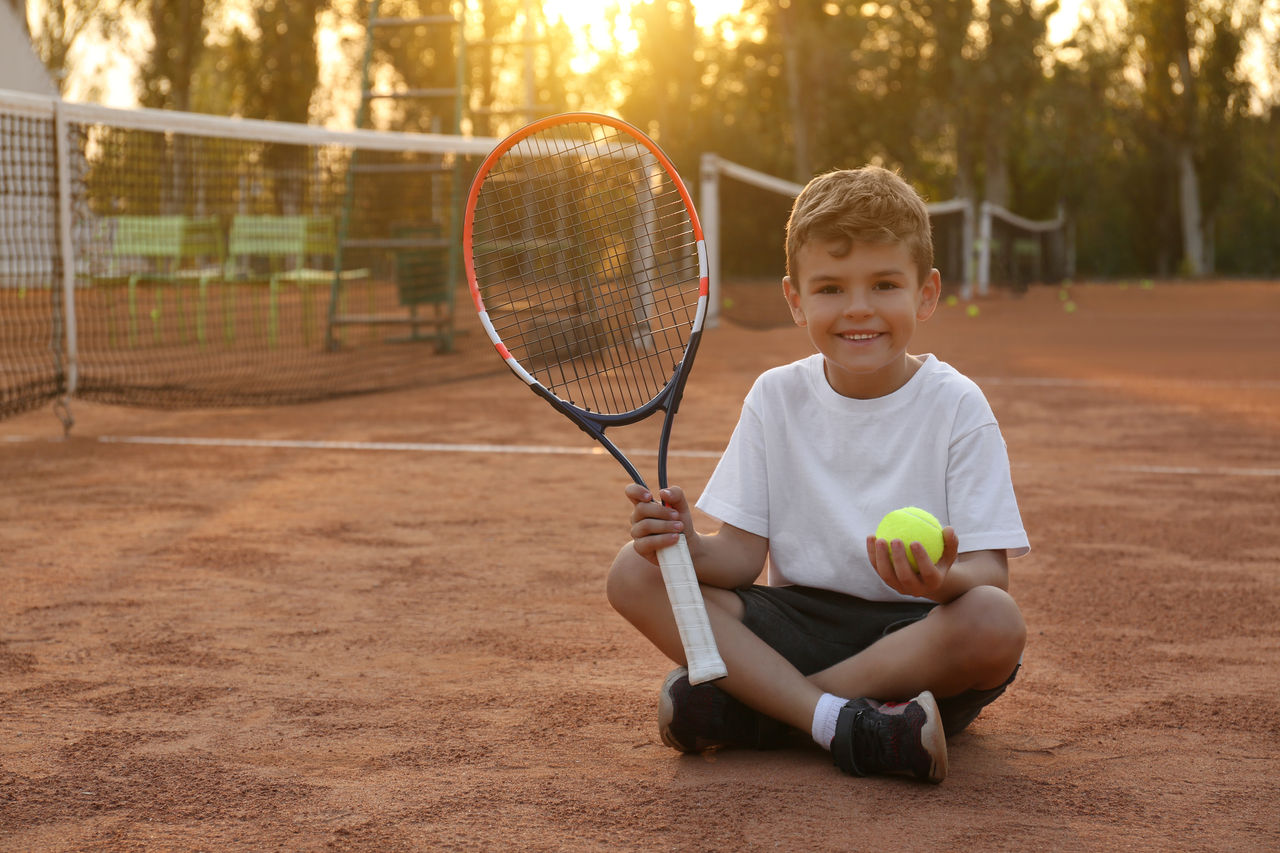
[658,667,795,753]
[831,691,948,783]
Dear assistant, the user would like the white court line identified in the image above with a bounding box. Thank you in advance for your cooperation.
[1105,464,1280,478]
[976,376,1280,390]
[6,434,1277,476]
[95,434,724,459]
[82,435,1280,477]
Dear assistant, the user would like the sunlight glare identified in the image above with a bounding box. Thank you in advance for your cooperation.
[542,0,744,73]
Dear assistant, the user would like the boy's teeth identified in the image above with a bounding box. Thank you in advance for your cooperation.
[845,333,878,340]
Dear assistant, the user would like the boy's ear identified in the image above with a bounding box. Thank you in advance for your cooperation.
[782,276,806,326]
[916,268,942,320]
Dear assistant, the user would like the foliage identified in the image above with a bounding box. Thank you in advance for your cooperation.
[136,0,214,111]
[23,0,133,95]
[26,0,1280,277]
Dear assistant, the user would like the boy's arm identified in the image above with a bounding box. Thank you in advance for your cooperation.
[625,484,768,590]
[932,548,1009,601]
[867,528,1009,603]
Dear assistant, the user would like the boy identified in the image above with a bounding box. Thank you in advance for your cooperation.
[606,166,1029,783]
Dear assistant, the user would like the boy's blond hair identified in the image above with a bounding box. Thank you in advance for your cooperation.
[785,166,934,282]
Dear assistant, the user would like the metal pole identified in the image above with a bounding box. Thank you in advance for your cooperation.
[53,99,77,433]
[977,200,993,297]
[699,152,720,329]
[960,197,975,300]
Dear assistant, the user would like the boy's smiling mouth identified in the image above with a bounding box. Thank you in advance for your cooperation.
[840,331,882,341]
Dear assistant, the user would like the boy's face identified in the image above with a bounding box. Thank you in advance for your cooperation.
[782,238,940,399]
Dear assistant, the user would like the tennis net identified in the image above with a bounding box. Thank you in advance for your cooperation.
[0,88,496,424]
[698,154,976,325]
[977,201,1073,294]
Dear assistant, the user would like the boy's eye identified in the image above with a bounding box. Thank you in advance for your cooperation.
[873,280,900,291]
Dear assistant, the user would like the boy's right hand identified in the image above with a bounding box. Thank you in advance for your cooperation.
[624,483,695,565]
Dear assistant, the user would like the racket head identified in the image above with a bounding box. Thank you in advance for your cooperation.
[464,113,708,426]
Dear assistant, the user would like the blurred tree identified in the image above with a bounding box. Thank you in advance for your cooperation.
[973,0,1059,209]
[365,0,458,133]
[137,0,217,112]
[134,0,340,128]
[777,0,809,183]
[470,0,515,137]
[37,0,1275,278]
[596,0,1280,279]
[704,1,1059,206]
[467,0,572,137]
[697,1,794,178]
[1126,0,1259,275]
[1032,9,1135,273]
[24,0,133,95]
[618,0,709,175]
[218,0,331,124]
[1214,104,1279,275]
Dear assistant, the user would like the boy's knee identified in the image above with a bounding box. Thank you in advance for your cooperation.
[605,543,660,616]
[953,585,1027,661]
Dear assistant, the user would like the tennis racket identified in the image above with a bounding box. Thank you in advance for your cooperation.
[464,113,727,685]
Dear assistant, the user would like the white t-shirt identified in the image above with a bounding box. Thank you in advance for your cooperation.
[696,353,1029,603]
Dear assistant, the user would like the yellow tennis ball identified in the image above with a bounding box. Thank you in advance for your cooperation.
[875,506,945,571]
[966,304,980,318]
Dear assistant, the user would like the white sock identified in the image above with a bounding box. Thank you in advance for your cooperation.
[811,693,847,751]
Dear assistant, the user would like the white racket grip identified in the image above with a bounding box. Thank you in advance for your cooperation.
[655,533,727,684]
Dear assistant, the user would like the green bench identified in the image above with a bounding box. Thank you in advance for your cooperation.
[95,215,224,345]
[224,215,368,346]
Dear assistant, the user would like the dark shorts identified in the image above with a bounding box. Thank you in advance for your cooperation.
[735,584,1018,737]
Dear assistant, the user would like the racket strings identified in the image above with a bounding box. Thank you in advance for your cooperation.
[470,122,701,415]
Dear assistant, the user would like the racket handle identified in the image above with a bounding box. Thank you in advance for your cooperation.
[655,533,728,685]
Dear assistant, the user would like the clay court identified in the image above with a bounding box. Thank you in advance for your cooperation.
[2,280,1278,850]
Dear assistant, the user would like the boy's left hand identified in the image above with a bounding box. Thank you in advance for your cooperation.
[866,527,960,599]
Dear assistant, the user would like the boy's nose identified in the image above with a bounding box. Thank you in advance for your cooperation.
[842,291,872,316]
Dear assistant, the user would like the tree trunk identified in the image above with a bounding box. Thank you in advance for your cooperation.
[1177,142,1205,275]
[983,133,1010,210]
[1172,0,1204,275]
[780,5,809,183]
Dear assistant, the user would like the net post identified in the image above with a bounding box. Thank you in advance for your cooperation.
[1062,203,1077,281]
[960,198,975,300]
[53,98,78,426]
[699,152,721,329]
[977,200,993,297]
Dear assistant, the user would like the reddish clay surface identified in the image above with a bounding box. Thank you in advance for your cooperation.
[2,281,1278,850]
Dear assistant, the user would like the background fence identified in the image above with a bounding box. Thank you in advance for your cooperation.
[0,88,496,424]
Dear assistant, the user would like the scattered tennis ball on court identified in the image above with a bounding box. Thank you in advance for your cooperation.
[966,304,980,318]
[945,295,958,307]
[1058,288,1071,301]
[1140,279,1155,290]
[722,296,736,310]
[875,506,945,572]
[150,308,161,321]
[1063,300,1077,314]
